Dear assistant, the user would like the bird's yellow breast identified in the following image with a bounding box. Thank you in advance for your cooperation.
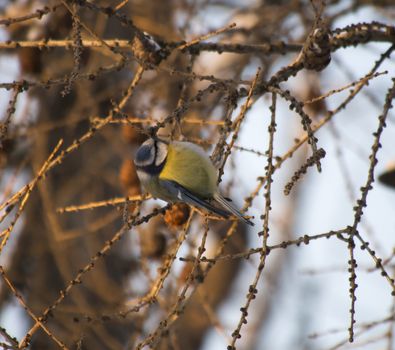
[159,142,217,198]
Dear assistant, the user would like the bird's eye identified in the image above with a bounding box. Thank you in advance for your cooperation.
[135,145,154,166]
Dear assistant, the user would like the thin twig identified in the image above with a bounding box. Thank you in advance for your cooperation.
[0,140,63,252]
[0,266,68,349]
[57,195,147,213]
[177,22,236,50]
[229,93,276,348]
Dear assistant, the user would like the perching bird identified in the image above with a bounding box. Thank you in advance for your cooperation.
[134,138,254,226]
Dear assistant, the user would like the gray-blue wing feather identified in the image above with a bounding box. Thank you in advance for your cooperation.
[213,193,254,226]
[160,180,230,218]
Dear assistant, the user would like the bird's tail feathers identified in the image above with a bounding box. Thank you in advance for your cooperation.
[213,193,254,226]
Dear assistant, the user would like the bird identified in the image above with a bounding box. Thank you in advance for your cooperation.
[134,138,254,226]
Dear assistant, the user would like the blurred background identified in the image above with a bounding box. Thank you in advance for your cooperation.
[0,0,395,349]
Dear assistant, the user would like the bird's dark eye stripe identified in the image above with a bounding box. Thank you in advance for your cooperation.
[137,158,166,175]
[135,145,152,163]
[153,141,158,164]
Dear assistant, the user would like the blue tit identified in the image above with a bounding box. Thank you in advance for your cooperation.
[134,138,254,226]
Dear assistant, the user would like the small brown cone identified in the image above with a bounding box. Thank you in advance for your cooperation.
[302,26,331,72]
[164,203,190,229]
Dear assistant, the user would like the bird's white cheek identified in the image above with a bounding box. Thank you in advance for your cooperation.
[136,170,151,186]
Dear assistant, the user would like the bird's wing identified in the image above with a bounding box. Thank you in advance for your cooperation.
[213,193,254,226]
[160,179,230,219]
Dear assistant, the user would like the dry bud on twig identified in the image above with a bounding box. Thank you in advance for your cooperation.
[301,25,332,71]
